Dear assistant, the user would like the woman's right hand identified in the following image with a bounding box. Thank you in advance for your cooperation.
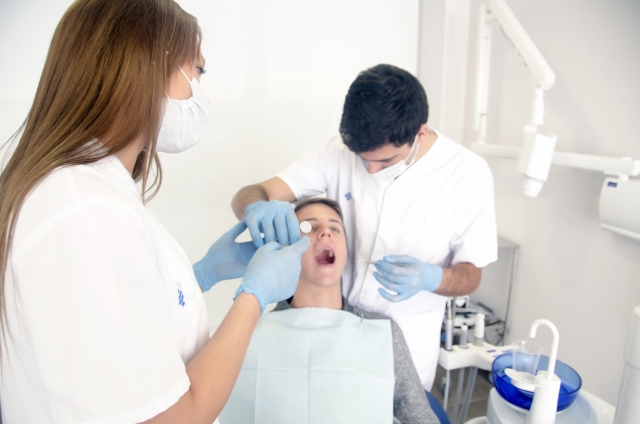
[235,237,310,314]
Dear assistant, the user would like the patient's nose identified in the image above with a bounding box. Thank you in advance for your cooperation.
[318,225,332,239]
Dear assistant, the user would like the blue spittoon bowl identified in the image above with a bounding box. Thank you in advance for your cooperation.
[492,354,582,411]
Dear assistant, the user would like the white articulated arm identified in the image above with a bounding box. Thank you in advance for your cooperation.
[473,3,494,143]
[489,0,555,90]
[471,0,640,195]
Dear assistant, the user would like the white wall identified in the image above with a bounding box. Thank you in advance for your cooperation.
[444,0,640,404]
[0,0,420,332]
[418,0,471,142]
[0,0,75,144]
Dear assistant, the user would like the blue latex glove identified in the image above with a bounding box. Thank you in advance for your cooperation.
[373,255,443,302]
[193,220,257,292]
[245,200,300,247]
[234,237,310,314]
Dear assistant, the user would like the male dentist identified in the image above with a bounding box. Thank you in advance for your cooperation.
[231,64,497,390]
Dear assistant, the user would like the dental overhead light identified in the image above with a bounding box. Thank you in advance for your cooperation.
[471,0,640,198]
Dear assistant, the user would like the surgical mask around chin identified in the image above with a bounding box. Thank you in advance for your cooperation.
[364,136,421,181]
[156,66,209,153]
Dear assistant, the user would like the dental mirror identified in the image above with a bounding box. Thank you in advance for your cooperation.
[300,221,312,234]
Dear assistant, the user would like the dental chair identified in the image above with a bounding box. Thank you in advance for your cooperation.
[426,390,451,424]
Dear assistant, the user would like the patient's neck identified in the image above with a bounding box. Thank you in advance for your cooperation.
[290,279,342,310]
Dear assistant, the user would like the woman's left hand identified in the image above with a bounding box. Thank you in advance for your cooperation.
[193,220,257,291]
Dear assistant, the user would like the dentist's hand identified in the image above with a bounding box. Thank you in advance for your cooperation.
[373,255,443,302]
[193,220,257,292]
[245,200,300,247]
[235,237,310,314]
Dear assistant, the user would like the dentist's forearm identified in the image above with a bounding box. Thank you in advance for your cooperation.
[232,184,269,219]
[434,263,482,297]
[231,177,297,220]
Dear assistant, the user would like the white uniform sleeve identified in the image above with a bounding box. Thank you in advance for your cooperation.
[11,197,189,423]
[276,136,342,200]
[449,160,498,268]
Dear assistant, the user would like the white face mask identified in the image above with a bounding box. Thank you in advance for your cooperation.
[156,66,209,153]
[364,135,421,181]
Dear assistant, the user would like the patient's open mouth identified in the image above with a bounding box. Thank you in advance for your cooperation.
[315,248,335,265]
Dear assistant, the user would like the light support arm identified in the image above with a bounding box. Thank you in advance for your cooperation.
[489,0,555,90]
[473,0,556,144]
[473,2,494,143]
[471,0,640,194]
[471,142,640,179]
[471,0,558,197]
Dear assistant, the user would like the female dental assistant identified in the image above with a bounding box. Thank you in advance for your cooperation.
[0,1,309,423]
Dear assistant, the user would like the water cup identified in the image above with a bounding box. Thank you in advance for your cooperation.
[512,340,543,383]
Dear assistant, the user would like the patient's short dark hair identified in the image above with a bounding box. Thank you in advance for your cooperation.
[294,198,344,223]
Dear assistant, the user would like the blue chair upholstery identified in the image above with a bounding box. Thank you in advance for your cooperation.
[425,390,451,424]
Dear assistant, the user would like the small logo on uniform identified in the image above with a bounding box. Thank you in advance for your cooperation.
[177,289,185,307]
[345,192,352,201]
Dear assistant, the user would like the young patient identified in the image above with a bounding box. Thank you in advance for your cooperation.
[221,198,439,424]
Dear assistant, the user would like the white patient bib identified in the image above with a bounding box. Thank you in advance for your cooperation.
[220,308,395,424]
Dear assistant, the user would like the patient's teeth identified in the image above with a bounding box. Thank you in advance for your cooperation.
[329,250,334,258]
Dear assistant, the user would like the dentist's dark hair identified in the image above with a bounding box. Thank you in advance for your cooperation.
[0,0,201,354]
[339,64,428,153]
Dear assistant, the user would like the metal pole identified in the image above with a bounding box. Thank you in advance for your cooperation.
[451,367,465,423]
[458,366,478,424]
[504,246,520,344]
[443,368,451,410]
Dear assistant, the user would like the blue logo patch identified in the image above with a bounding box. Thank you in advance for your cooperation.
[177,289,185,307]
[345,192,352,201]
[607,181,618,188]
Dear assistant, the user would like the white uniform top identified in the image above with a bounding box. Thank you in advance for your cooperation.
[1,155,209,423]
[277,130,497,390]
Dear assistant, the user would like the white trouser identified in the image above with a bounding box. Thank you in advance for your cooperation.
[391,310,444,391]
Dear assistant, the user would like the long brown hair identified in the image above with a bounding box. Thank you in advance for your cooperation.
[0,0,201,347]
